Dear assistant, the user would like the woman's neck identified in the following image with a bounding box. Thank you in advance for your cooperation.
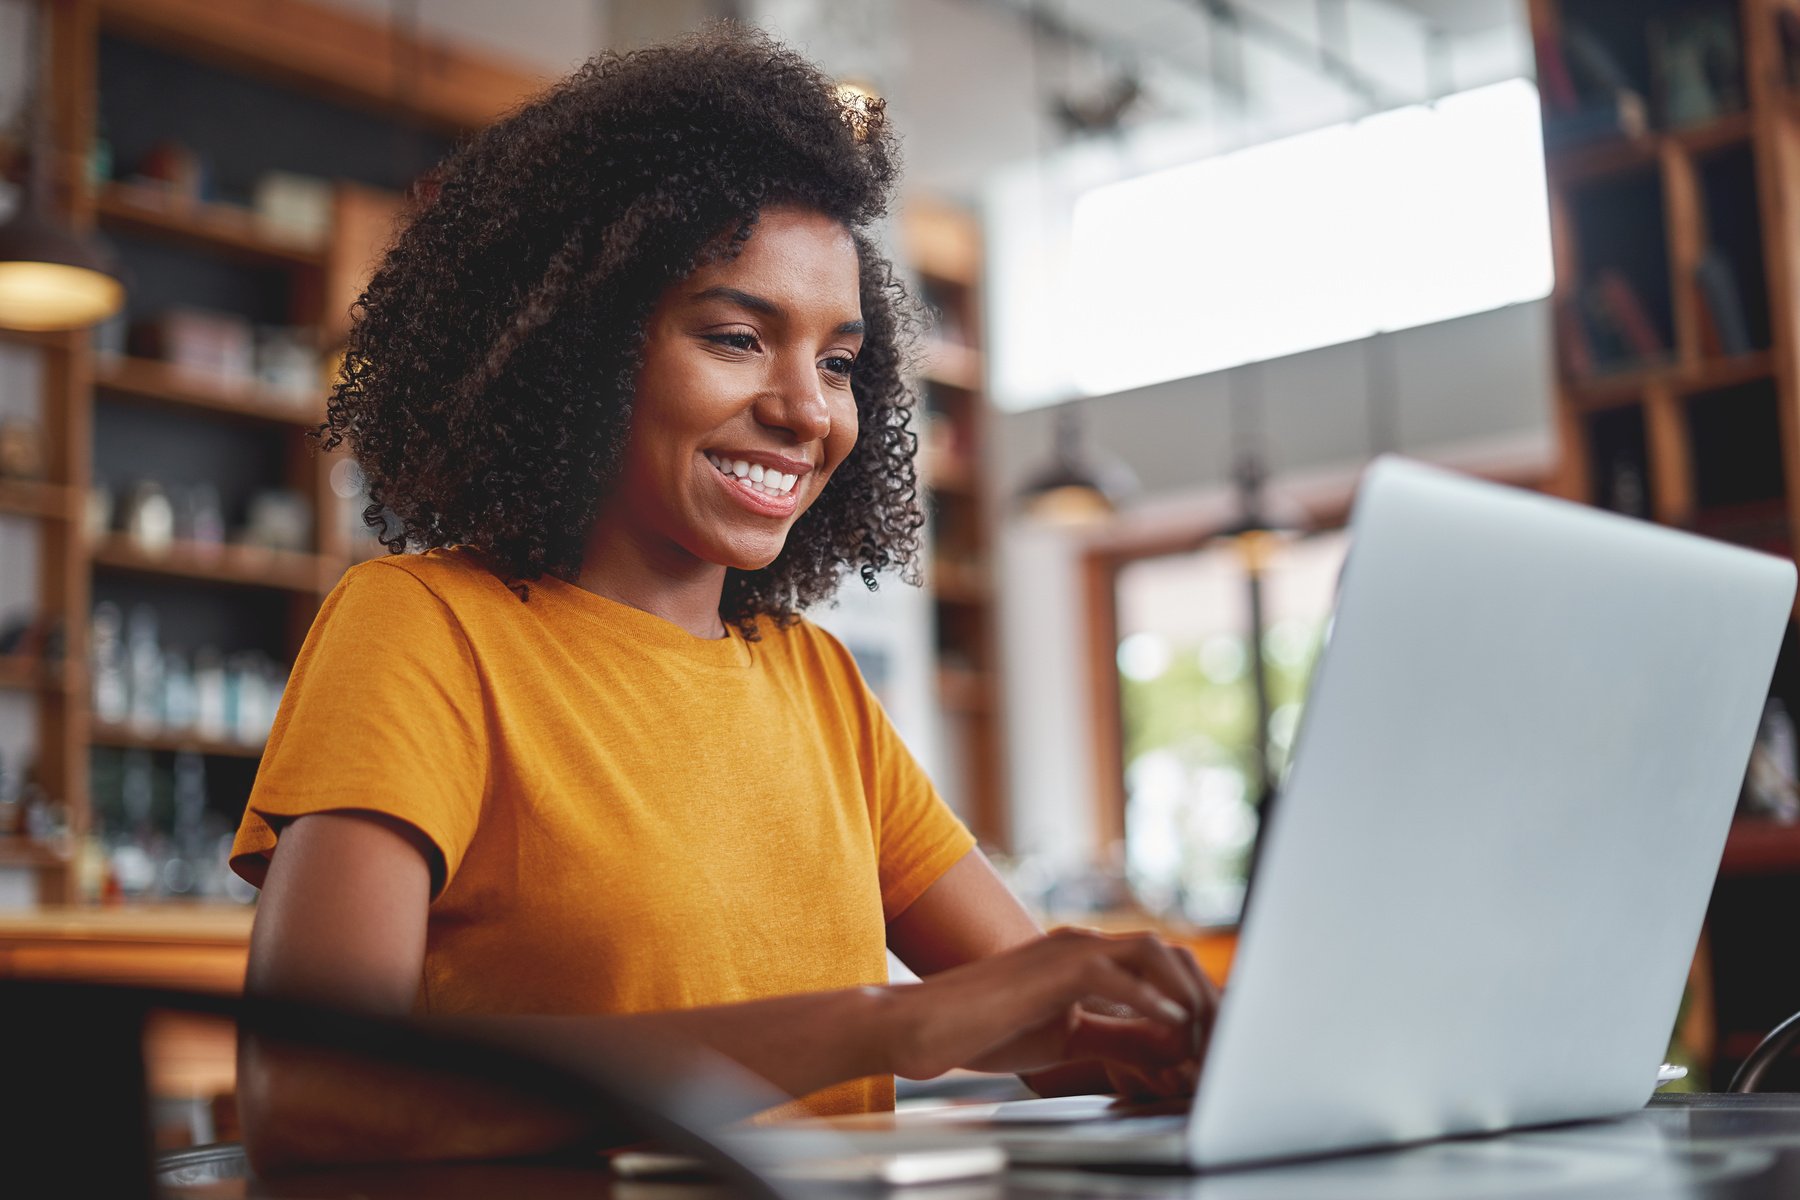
[576,520,730,640]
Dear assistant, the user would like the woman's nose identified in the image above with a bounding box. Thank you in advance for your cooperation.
[756,356,833,442]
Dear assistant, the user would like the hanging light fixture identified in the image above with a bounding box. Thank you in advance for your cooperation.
[0,0,125,331]
[1017,405,1138,525]
[1013,7,1138,527]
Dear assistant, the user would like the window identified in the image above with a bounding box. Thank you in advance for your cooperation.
[991,79,1554,410]
[1115,530,1350,925]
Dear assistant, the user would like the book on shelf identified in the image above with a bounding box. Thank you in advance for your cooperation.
[1534,29,1580,113]
[1543,24,1649,148]
[1695,249,1754,358]
[1600,452,1651,520]
[1577,269,1666,374]
[1649,7,1745,128]
[1556,299,1595,380]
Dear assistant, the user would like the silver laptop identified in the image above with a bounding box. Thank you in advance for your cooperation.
[778,456,1795,1171]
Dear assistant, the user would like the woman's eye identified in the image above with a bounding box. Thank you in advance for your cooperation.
[821,355,856,378]
[707,332,760,352]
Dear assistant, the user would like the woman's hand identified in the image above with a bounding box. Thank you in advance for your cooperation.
[880,927,1218,1088]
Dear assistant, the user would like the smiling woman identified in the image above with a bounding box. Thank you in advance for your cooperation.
[223,25,1217,1175]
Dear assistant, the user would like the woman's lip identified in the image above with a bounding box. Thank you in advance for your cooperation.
[706,455,800,516]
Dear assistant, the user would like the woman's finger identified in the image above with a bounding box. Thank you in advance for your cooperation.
[1164,942,1221,1062]
[1065,1010,1190,1074]
[1068,955,1199,1031]
[1096,933,1207,1026]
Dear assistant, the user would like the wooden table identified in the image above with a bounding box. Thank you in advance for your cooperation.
[144,1093,1800,1198]
[0,904,253,1100]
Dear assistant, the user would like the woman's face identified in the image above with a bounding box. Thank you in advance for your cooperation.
[615,206,864,573]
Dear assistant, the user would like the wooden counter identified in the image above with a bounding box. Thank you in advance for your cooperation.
[0,904,254,1100]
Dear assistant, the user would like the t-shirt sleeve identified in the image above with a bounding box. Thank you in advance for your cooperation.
[806,624,977,920]
[229,560,489,899]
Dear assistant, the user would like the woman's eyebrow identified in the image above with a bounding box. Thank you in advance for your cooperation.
[688,285,864,335]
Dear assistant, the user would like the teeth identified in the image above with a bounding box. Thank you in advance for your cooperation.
[707,453,800,497]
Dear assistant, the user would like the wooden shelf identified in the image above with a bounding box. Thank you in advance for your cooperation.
[921,340,983,391]
[931,562,993,606]
[2,0,550,905]
[0,657,74,694]
[0,837,71,870]
[1549,111,1753,184]
[1670,109,1755,157]
[94,355,323,428]
[0,658,39,691]
[95,0,547,136]
[925,453,977,498]
[90,723,265,759]
[1719,820,1800,877]
[89,534,334,593]
[1568,352,1775,410]
[0,479,80,522]
[95,182,326,269]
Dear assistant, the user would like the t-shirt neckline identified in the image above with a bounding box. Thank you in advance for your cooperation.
[525,570,755,668]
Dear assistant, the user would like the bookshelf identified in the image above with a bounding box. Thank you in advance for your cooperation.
[0,0,545,905]
[905,199,1008,848]
[1533,0,1800,1086]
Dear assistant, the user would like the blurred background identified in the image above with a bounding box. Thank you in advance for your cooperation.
[2,0,1799,1145]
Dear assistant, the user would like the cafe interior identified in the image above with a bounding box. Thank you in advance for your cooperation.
[8,0,1800,1191]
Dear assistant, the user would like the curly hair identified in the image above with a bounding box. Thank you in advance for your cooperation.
[317,25,926,636]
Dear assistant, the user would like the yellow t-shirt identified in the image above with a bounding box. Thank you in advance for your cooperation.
[230,547,975,1115]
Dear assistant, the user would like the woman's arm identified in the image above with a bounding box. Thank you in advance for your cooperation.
[239,814,1204,1173]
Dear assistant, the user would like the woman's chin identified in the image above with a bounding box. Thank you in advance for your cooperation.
[707,539,787,574]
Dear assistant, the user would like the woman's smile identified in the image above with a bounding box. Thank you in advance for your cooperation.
[704,450,807,517]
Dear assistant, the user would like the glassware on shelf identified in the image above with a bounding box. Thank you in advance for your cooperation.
[85,483,114,542]
[160,648,197,734]
[119,748,153,832]
[194,647,227,741]
[161,751,207,896]
[173,482,227,557]
[241,488,312,553]
[91,601,129,725]
[110,748,159,897]
[126,605,163,735]
[124,479,175,554]
[0,750,21,836]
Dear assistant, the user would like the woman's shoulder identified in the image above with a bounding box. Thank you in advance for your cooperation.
[756,614,869,687]
[333,546,519,617]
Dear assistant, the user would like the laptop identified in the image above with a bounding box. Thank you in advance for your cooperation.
[768,456,1796,1172]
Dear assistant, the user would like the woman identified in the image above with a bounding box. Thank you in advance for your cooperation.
[229,26,1215,1171]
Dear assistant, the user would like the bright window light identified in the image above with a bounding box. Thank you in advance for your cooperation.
[994,78,1553,408]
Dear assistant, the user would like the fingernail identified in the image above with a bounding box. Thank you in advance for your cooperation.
[1156,998,1189,1024]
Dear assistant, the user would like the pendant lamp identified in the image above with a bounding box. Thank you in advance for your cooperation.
[1016,406,1138,525]
[0,1,125,332]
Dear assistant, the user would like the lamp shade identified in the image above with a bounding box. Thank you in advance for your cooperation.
[0,201,126,332]
[1017,407,1137,526]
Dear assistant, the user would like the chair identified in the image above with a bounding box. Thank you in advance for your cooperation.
[1730,1010,1800,1092]
[2,978,803,1198]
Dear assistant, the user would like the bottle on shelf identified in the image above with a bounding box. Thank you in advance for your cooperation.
[126,605,164,735]
[194,648,227,741]
[161,751,207,897]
